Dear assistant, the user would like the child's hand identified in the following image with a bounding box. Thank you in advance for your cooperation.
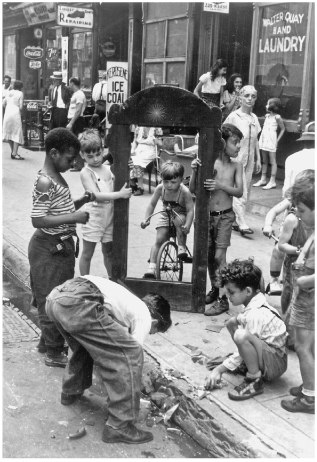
[204,370,222,391]
[181,225,190,235]
[128,158,134,169]
[84,190,96,203]
[141,220,150,229]
[296,276,315,292]
[262,225,274,237]
[255,160,262,174]
[191,158,201,171]
[204,179,220,191]
[119,182,133,199]
[74,211,90,224]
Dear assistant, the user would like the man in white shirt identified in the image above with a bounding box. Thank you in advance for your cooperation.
[49,71,72,129]
[46,276,172,444]
[282,121,315,197]
[67,77,87,171]
[90,73,107,132]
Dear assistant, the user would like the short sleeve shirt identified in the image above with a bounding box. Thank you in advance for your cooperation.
[199,72,226,94]
[68,89,86,118]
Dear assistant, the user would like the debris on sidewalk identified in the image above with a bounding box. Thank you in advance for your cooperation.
[163,403,180,425]
[167,427,182,435]
[57,421,68,427]
[205,322,225,333]
[68,427,86,440]
[205,354,232,371]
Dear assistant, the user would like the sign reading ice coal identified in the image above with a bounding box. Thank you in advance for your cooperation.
[105,62,128,129]
[204,3,229,14]
[57,5,93,28]
[24,46,44,59]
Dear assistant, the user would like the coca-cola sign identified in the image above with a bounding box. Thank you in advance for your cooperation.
[24,46,44,59]
[27,101,39,111]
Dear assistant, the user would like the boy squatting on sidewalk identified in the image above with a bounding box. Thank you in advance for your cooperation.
[205,259,288,400]
[189,123,243,316]
[46,275,172,444]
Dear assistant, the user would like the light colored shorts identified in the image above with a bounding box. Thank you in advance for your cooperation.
[261,341,287,381]
[81,203,114,244]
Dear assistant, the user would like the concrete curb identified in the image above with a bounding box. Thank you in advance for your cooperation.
[3,239,284,458]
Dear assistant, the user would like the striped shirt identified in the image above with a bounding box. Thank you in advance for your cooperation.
[31,173,76,236]
[223,293,288,372]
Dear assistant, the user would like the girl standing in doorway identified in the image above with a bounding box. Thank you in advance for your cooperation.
[194,59,228,109]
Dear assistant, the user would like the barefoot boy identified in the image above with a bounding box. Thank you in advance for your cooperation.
[189,123,243,315]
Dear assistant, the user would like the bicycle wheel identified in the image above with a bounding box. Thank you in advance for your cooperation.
[156,241,183,282]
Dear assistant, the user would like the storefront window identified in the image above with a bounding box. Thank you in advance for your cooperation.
[144,6,188,89]
[3,35,16,79]
[71,31,93,95]
[44,27,62,96]
[254,3,309,120]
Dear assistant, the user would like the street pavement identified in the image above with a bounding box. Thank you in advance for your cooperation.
[2,141,315,458]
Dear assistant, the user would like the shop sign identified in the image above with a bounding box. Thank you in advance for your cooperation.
[24,46,44,60]
[26,101,39,111]
[259,7,307,54]
[102,42,116,58]
[204,3,229,14]
[57,5,93,29]
[34,28,43,40]
[105,62,128,129]
[29,61,41,70]
[23,3,56,25]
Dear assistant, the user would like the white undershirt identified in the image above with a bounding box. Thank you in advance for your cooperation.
[81,275,152,346]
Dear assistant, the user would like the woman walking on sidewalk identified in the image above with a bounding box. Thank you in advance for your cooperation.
[2,80,24,160]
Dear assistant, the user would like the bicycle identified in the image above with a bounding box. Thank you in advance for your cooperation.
[141,203,192,282]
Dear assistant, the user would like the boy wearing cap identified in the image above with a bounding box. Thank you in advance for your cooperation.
[49,71,72,129]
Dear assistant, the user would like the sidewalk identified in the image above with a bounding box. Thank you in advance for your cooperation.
[2,142,315,458]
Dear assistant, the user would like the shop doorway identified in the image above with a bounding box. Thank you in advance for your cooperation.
[19,28,40,100]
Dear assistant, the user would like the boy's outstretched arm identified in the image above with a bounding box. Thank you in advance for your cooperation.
[80,169,132,202]
[189,158,201,193]
[144,185,162,222]
[263,198,291,236]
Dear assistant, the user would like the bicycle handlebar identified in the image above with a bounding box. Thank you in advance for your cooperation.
[141,206,185,229]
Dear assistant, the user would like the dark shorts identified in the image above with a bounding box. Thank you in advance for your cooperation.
[261,341,288,381]
[209,210,235,249]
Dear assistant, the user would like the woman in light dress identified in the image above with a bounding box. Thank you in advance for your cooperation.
[3,80,24,160]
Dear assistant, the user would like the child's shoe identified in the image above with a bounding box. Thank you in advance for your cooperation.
[265,278,282,296]
[281,395,315,414]
[178,246,188,260]
[262,182,276,190]
[134,188,144,196]
[289,384,303,397]
[143,271,156,279]
[204,295,229,316]
[205,286,219,305]
[228,377,264,401]
[253,180,267,187]
[45,352,68,368]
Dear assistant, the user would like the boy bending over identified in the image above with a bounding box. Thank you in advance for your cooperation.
[190,124,243,315]
[142,161,194,279]
[205,259,288,400]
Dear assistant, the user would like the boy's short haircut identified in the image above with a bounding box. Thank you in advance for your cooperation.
[79,129,102,151]
[45,127,81,155]
[290,173,315,210]
[268,98,282,114]
[284,169,315,201]
[142,293,172,333]
[222,123,243,141]
[217,259,262,292]
[161,161,184,180]
[69,77,80,87]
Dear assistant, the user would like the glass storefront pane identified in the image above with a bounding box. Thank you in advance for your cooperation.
[145,22,165,58]
[3,35,16,79]
[254,3,309,120]
[145,63,163,88]
[167,19,187,57]
[147,2,187,20]
[71,31,93,92]
[45,27,62,97]
[166,62,185,88]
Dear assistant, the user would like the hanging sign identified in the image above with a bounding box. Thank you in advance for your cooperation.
[23,3,56,25]
[62,37,69,85]
[105,62,128,129]
[102,42,116,58]
[29,61,41,69]
[34,28,43,39]
[204,3,229,14]
[24,46,44,59]
[57,5,93,28]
